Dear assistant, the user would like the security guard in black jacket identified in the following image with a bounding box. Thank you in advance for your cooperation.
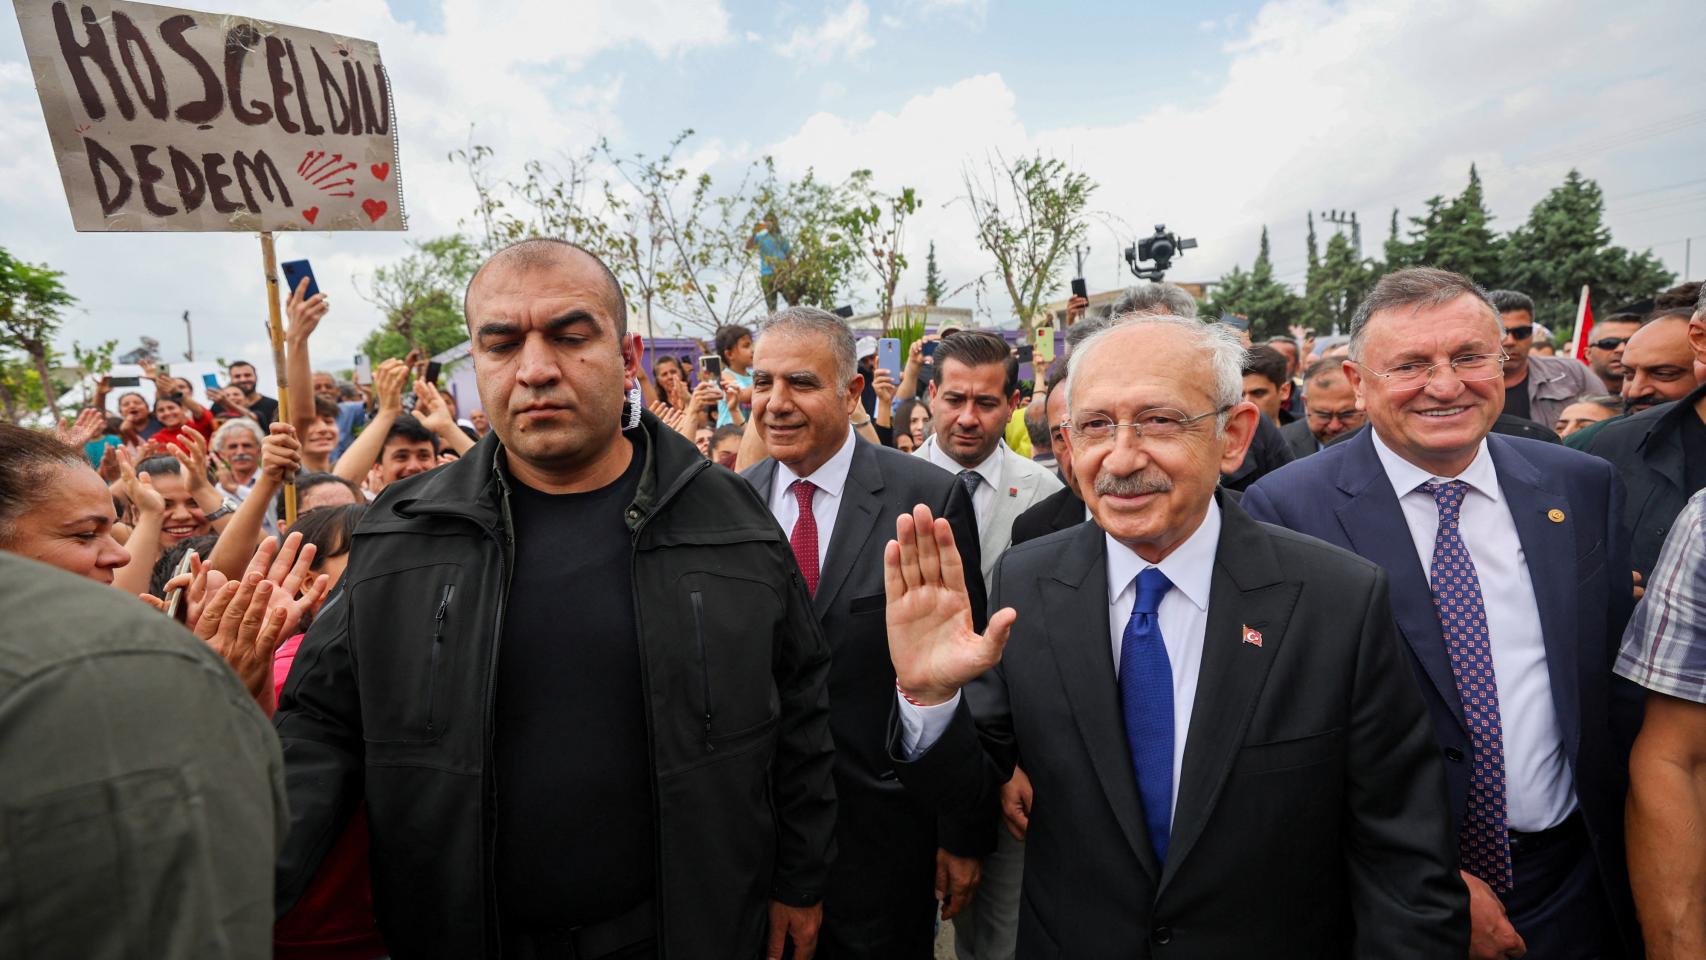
[275,240,837,960]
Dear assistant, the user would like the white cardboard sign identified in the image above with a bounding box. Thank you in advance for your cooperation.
[13,0,405,232]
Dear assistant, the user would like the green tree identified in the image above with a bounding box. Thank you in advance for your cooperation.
[71,338,118,406]
[1392,165,1504,286]
[1500,169,1676,331]
[1384,207,1412,270]
[839,174,920,333]
[747,159,865,314]
[1308,232,1378,334]
[359,235,483,362]
[1207,227,1301,339]
[0,247,76,417]
[962,152,1096,339]
[923,241,945,306]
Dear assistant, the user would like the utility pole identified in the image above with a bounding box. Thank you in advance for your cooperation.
[1073,244,1090,278]
[1320,210,1362,258]
[183,310,194,361]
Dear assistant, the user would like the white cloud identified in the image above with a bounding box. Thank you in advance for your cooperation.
[775,1,875,62]
[765,0,1701,314]
[0,0,731,376]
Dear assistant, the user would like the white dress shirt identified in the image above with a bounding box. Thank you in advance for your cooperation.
[898,500,1222,827]
[923,436,1003,534]
[1370,430,1575,831]
[767,425,857,572]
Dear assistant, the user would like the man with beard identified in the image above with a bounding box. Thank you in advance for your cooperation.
[913,329,1061,960]
[1585,297,1706,582]
[228,360,279,427]
[274,239,835,959]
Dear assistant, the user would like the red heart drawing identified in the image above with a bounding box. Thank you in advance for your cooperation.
[361,198,387,223]
[301,206,320,225]
[370,162,389,181]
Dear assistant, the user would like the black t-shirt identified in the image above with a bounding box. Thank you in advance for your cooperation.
[246,393,279,427]
[1504,374,1531,422]
[494,440,653,930]
[1682,409,1706,494]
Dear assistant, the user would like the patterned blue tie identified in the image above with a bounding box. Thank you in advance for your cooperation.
[1424,480,1514,893]
[1120,567,1175,866]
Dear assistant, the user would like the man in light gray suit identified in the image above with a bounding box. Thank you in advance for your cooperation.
[915,329,1061,960]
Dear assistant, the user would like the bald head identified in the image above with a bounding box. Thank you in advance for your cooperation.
[465,239,628,337]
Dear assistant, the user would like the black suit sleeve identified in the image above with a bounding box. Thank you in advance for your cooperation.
[1344,570,1469,956]
[769,548,839,906]
[934,476,997,857]
[273,590,365,916]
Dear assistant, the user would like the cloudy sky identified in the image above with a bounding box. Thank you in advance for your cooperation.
[4,0,1703,380]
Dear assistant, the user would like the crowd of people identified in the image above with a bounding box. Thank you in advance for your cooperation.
[1,236,1704,960]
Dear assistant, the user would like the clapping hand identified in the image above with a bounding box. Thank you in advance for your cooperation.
[167,426,216,496]
[649,400,690,436]
[413,378,456,434]
[58,407,107,448]
[194,532,330,712]
[885,505,1015,705]
[374,358,408,414]
[140,549,229,626]
[117,447,164,520]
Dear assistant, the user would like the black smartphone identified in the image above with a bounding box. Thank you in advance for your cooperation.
[1016,345,1034,363]
[833,305,855,318]
[109,375,141,387]
[424,361,442,384]
[281,259,320,299]
[1071,277,1088,299]
[699,355,723,380]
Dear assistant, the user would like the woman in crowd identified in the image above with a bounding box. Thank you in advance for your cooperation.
[149,394,214,449]
[895,398,931,449]
[115,390,159,443]
[0,423,132,584]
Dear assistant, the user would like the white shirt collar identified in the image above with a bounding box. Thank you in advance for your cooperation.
[1105,497,1221,613]
[1369,428,1501,504]
[927,436,1006,488]
[775,424,857,499]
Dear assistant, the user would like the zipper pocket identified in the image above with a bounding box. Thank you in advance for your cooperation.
[691,590,714,752]
[427,583,455,733]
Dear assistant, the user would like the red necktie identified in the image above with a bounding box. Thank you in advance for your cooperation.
[790,480,820,594]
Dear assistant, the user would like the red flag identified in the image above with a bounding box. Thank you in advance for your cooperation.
[1568,285,1594,363]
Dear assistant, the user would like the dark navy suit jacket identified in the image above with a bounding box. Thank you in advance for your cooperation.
[1242,427,1642,955]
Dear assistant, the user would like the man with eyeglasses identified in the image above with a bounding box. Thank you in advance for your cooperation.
[882,312,1466,957]
[1245,267,1643,959]
[1490,290,1601,431]
[1279,357,1365,459]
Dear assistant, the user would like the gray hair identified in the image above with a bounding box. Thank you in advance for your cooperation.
[1065,282,1198,356]
[212,417,264,452]
[1063,313,1246,433]
[756,306,858,386]
[1576,394,1622,413]
[1348,267,1499,362]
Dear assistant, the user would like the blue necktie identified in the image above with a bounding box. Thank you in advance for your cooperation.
[1424,480,1513,893]
[1120,567,1175,865]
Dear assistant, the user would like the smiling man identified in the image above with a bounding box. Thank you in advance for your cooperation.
[884,314,1465,956]
[741,307,988,957]
[274,239,836,960]
[1245,267,1643,959]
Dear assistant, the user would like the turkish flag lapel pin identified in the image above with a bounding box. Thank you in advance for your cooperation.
[1241,624,1264,648]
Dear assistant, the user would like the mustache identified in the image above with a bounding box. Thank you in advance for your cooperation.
[1094,469,1173,497]
[1624,394,1660,412]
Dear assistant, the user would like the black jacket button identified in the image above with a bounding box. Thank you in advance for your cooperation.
[1152,925,1172,945]
[1444,747,1464,762]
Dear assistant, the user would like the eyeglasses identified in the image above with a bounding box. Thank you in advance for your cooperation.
[1068,406,1230,446]
[1305,408,1365,425]
[1356,353,1508,389]
[1590,336,1629,350]
[1503,325,1534,340]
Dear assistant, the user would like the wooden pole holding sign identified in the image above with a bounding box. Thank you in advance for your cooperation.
[260,231,298,527]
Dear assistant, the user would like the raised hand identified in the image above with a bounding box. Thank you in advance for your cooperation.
[666,376,691,411]
[374,358,408,414]
[244,532,331,641]
[59,407,107,447]
[261,422,302,483]
[194,574,289,713]
[117,447,165,518]
[168,425,215,495]
[413,378,455,433]
[286,276,329,343]
[648,400,688,435]
[872,367,896,406]
[885,505,1015,705]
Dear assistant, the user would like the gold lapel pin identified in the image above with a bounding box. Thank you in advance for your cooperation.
[1547,508,1565,523]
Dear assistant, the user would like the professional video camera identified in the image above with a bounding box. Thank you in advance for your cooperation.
[1123,224,1198,281]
